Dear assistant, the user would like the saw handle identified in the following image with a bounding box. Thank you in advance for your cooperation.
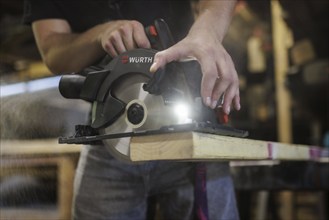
[145,19,175,50]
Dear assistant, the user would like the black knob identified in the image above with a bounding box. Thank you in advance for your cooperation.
[127,103,145,125]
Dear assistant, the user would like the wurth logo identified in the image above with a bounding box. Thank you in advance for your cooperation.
[121,56,153,64]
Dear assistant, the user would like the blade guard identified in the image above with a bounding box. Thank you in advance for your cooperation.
[92,49,158,129]
[59,49,158,129]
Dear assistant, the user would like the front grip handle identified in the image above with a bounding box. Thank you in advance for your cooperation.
[59,74,86,99]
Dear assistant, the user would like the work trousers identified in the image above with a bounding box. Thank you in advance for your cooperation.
[72,145,239,220]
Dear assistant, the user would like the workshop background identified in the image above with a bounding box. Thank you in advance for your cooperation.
[0,0,328,220]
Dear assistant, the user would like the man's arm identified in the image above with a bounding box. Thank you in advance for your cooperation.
[32,0,239,112]
[150,0,240,113]
[32,19,150,74]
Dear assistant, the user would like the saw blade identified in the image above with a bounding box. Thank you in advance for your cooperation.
[99,73,182,161]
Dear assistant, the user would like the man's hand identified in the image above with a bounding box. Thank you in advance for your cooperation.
[150,34,240,114]
[150,1,240,114]
[99,20,151,57]
[32,19,151,73]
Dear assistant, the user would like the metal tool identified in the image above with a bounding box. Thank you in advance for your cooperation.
[58,19,248,161]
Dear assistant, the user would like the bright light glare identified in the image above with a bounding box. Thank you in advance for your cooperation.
[173,103,192,123]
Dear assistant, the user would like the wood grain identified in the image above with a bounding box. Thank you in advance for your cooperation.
[130,132,327,162]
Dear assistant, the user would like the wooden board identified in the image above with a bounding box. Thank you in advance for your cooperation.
[130,132,328,162]
[0,139,81,156]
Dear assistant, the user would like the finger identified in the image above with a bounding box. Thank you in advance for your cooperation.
[110,31,127,54]
[104,41,118,57]
[199,57,218,107]
[214,52,239,112]
[120,24,135,51]
[211,55,233,108]
[131,21,151,49]
[211,77,230,109]
[233,89,241,111]
[221,83,237,115]
[150,43,188,73]
[212,69,239,113]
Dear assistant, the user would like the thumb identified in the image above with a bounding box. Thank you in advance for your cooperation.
[150,43,188,73]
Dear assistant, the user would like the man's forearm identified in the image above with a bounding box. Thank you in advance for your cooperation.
[33,21,110,74]
[42,32,104,74]
[33,19,150,74]
[190,0,237,42]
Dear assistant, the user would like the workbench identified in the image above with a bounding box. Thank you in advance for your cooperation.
[0,139,81,220]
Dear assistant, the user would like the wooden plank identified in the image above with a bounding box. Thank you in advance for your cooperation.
[0,207,58,220]
[0,139,81,156]
[130,132,328,162]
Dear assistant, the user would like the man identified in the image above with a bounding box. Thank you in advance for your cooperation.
[24,0,240,219]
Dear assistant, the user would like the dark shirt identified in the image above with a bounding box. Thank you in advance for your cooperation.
[23,0,194,41]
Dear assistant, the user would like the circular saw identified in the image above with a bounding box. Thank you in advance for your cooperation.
[58,20,248,162]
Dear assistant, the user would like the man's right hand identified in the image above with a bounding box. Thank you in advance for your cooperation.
[99,20,151,57]
[32,19,151,74]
